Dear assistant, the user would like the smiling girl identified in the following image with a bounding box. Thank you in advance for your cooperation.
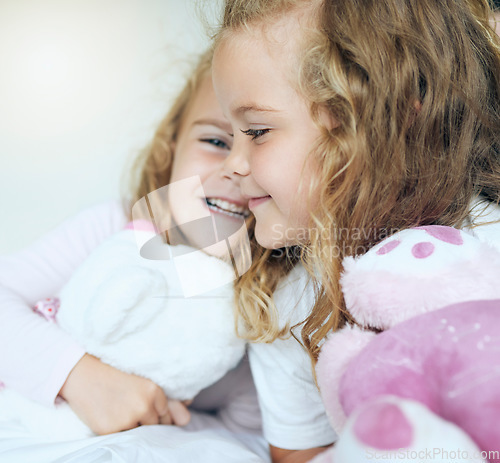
[212,0,500,461]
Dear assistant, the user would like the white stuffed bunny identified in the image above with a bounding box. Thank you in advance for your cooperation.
[0,224,246,440]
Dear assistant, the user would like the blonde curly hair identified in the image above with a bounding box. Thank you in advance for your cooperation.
[215,0,500,364]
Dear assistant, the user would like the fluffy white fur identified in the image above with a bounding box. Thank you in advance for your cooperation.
[0,229,246,439]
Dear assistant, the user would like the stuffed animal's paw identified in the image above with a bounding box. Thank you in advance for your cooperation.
[314,396,485,463]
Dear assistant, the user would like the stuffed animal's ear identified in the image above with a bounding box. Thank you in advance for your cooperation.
[340,226,500,330]
[316,325,376,433]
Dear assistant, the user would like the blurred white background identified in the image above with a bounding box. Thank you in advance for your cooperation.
[0,0,220,253]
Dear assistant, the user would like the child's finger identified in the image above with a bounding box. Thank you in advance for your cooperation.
[138,407,161,426]
[153,388,169,417]
[159,410,173,425]
[168,400,191,426]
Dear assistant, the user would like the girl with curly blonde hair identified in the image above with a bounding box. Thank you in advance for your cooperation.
[212,0,500,460]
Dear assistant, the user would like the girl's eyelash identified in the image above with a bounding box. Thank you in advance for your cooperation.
[240,128,271,141]
[199,138,229,150]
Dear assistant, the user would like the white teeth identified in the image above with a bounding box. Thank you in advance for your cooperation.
[206,198,250,218]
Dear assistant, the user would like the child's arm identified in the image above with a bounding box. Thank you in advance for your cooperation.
[59,354,190,433]
[270,445,331,463]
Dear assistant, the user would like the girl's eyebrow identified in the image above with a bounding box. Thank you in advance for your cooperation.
[232,104,280,115]
[192,118,232,133]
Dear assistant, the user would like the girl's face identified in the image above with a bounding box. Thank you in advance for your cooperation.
[167,75,249,251]
[213,20,326,249]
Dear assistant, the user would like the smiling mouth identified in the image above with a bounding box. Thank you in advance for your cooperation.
[205,198,250,219]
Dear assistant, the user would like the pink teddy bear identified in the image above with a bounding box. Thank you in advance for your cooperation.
[313,226,500,462]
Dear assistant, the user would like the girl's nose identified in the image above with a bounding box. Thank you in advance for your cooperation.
[222,138,250,179]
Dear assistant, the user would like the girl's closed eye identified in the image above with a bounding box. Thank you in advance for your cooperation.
[240,128,271,141]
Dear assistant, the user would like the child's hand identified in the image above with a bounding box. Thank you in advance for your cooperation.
[59,354,191,435]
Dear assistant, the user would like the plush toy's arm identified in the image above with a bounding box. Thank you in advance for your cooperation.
[316,325,377,433]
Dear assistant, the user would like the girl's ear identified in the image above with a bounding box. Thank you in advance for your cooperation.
[319,105,341,131]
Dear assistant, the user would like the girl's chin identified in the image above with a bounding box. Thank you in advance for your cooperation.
[254,227,285,250]
[254,221,307,250]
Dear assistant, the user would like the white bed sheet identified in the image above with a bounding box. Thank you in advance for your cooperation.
[0,411,270,463]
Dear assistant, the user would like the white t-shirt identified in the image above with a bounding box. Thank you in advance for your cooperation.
[248,265,338,450]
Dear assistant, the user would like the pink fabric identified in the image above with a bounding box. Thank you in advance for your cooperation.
[416,225,464,245]
[0,201,126,405]
[376,240,401,255]
[411,241,435,259]
[33,297,60,322]
[316,326,377,432]
[353,402,413,449]
[339,300,500,459]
